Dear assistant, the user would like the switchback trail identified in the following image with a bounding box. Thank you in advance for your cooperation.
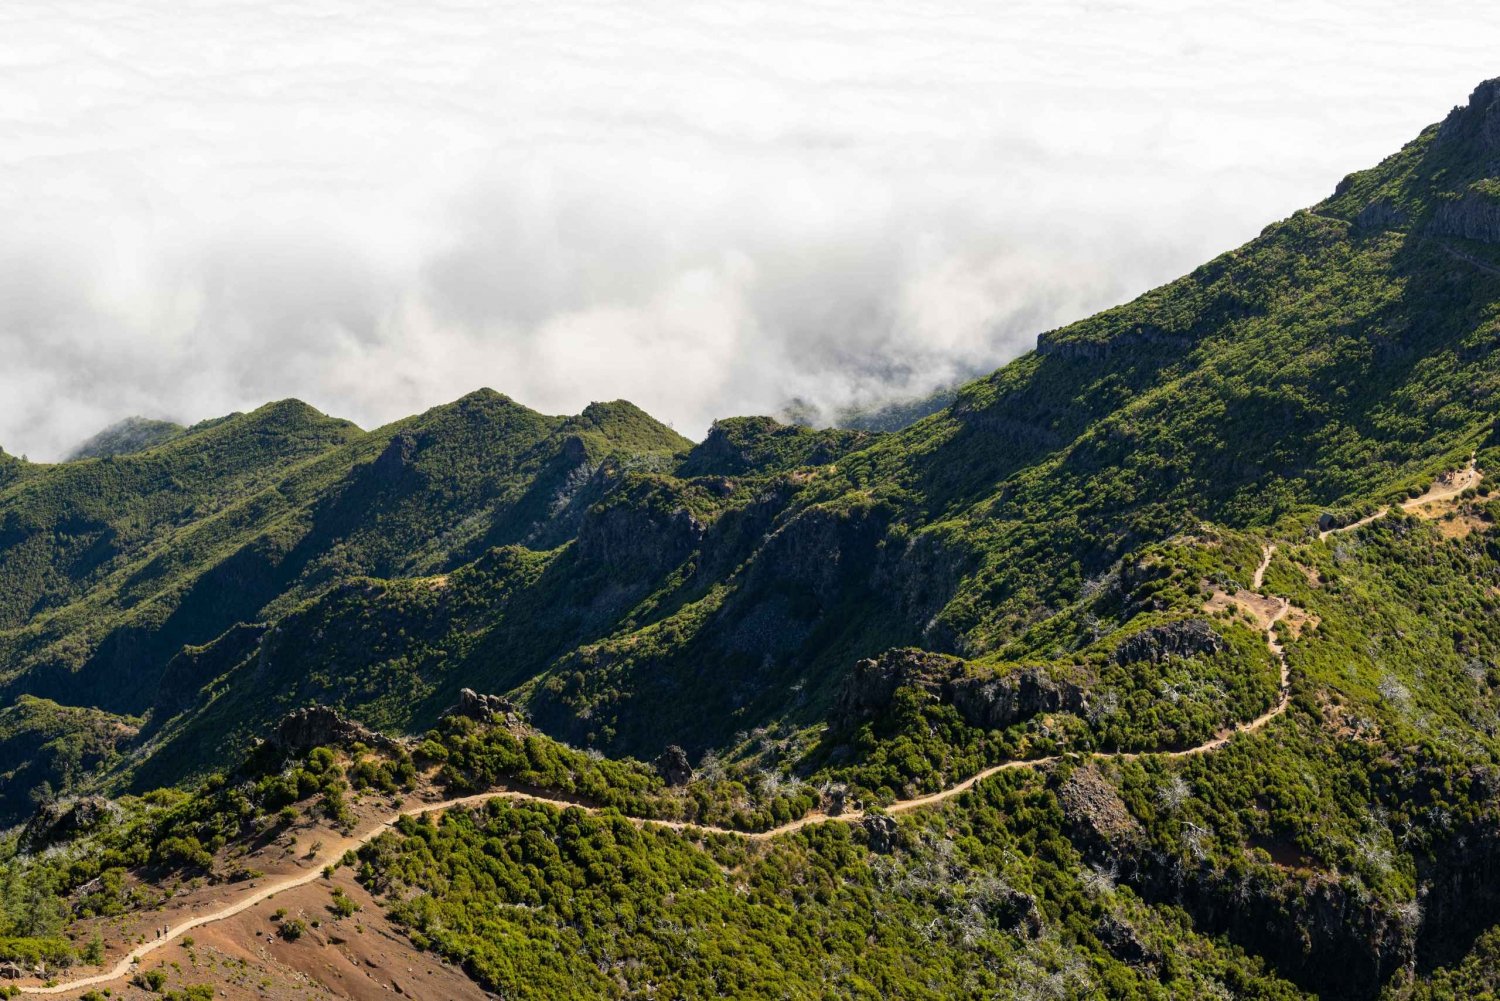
[18,530,1328,993]
[1317,458,1481,540]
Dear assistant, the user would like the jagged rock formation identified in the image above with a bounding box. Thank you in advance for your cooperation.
[1437,77,1500,155]
[576,495,705,577]
[1113,620,1225,665]
[832,648,1089,732]
[653,745,694,787]
[1057,766,1144,854]
[268,706,394,753]
[20,796,120,853]
[1430,185,1500,245]
[861,815,898,854]
[444,688,523,726]
[1354,198,1408,232]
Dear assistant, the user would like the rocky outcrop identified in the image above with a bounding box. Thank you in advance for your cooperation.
[1430,187,1500,245]
[20,796,121,853]
[831,649,963,727]
[372,432,419,482]
[444,688,524,727]
[1113,619,1224,666]
[743,502,891,607]
[653,745,694,787]
[831,648,1089,733]
[269,706,395,754]
[1094,913,1160,970]
[1436,77,1500,155]
[576,494,705,578]
[874,529,970,647]
[1058,766,1144,854]
[1054,765,1410,998]
[949,671,1088,730]
[1353,198,1409,232]
[862,815,899,854]
[990,887,1044,938]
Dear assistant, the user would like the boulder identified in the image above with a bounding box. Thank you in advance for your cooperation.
[862,815,899,854]
[653,745,694,787]
[1058,766,1144,854]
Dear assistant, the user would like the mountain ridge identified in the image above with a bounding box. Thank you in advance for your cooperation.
[2,76,1500,1000]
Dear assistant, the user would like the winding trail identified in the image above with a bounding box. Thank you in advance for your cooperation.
[1318,458,1481,540]
[15,532,1324,993]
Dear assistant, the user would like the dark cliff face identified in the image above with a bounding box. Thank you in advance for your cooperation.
[575,494,705,580]
[1437,78,1500,158]
[1430,187,1500,245]
[1055,764,1411,1000]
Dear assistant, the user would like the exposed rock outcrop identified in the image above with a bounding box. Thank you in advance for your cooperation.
[832,648,1089,733]
[744,502,891,606]
[862,815,899,854]
[831,649,964,727]
[269,706,395,754]
[21,796,121,853]
[990,887,1044,939]
[1353,198,1408,232]
[653,745,694,787]
[1094,913,1160,970]
[1113,619,1224,666]
[371,432,419,482]
[1436,77,1500,155]
[1430,187,1500,245]
[949,671,1088,730]
[1055,764,1410,998]
[1058,766,1144,854]
[444,688,524,727]
[576,494,705,578]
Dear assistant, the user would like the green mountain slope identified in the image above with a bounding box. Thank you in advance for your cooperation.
[67,416,189,460]
[1,76,1500,1000]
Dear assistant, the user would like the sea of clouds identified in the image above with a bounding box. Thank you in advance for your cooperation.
[1,0,1497,458]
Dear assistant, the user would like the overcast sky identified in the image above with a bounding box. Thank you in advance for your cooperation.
[1,1,1497,459]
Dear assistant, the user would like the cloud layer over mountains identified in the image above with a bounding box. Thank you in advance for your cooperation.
[2,0,1497,458]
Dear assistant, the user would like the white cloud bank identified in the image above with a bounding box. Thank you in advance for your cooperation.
[0,0,1497,457]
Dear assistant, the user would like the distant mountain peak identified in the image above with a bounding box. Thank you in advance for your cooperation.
[67,416,186,460]
[1438,76,1500,153]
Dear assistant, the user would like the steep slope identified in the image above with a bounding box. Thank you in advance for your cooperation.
[3,77,1500,1001]
[0,391,689,772]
